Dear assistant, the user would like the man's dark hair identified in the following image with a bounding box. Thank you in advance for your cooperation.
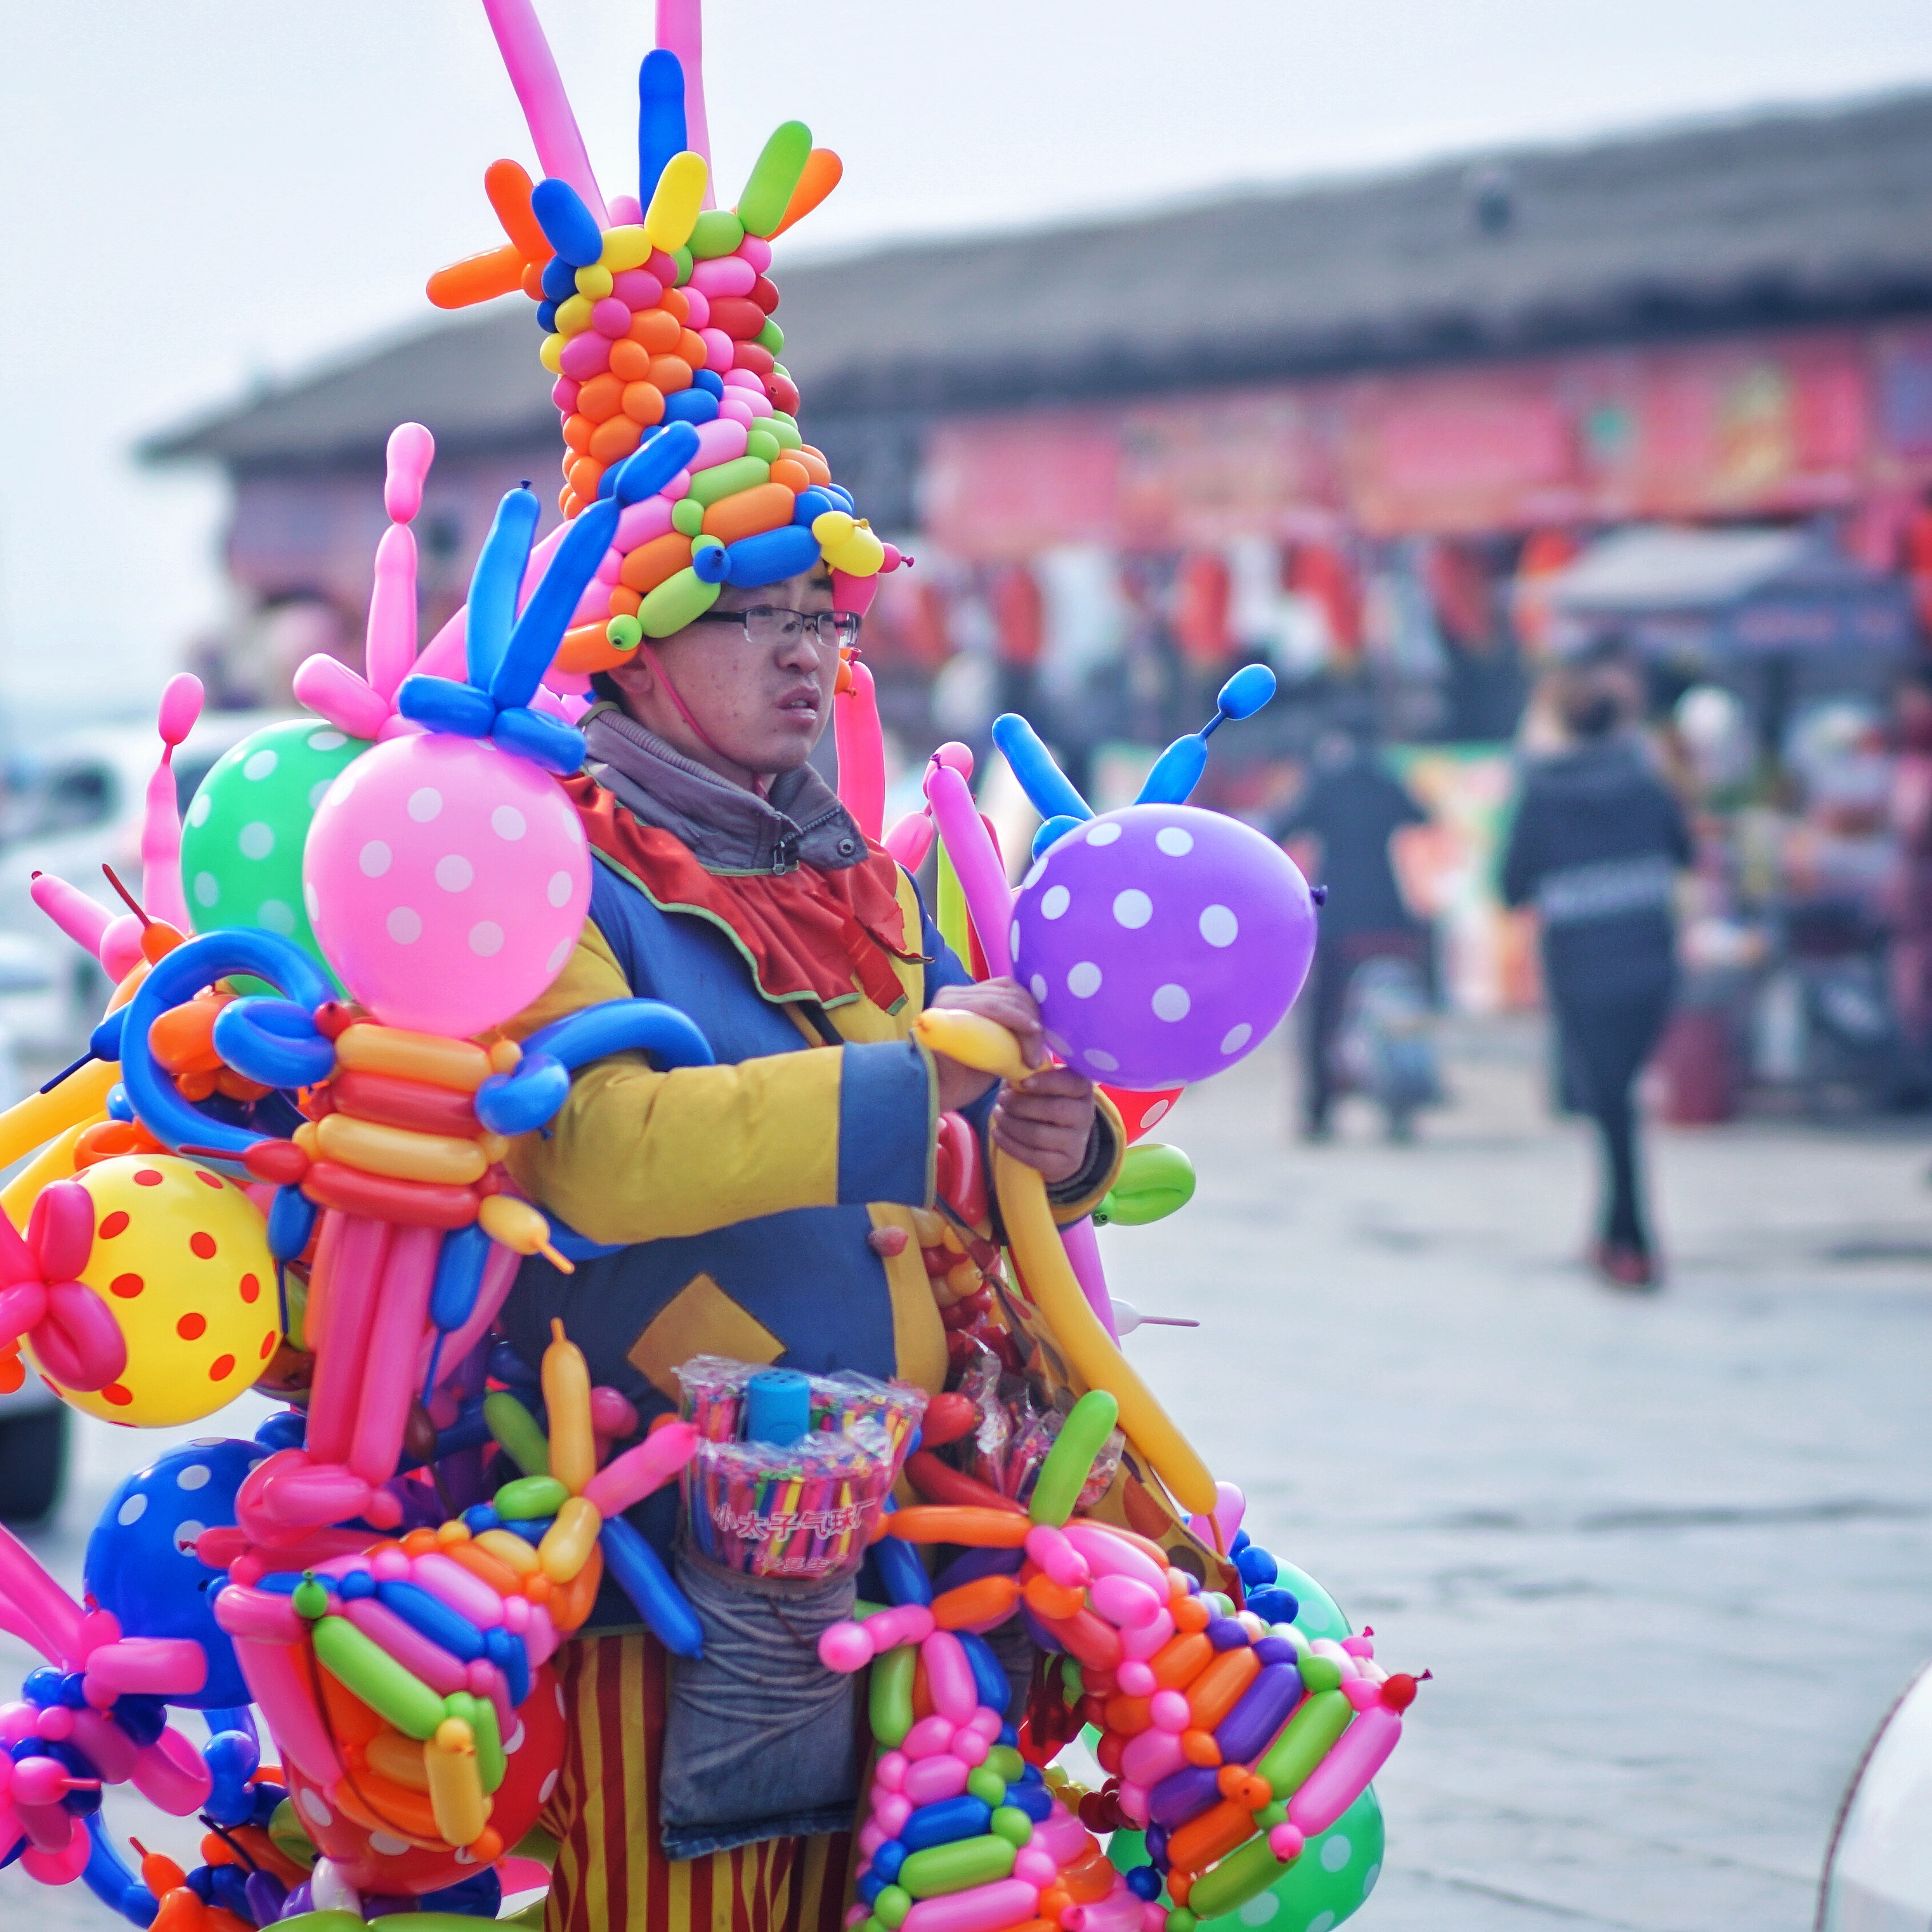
[589,670,622,707]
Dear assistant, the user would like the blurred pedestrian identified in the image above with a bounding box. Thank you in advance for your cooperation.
[1502,660,1691,1288]
[1885,662,1932,1091]
[1273,723,1432,1139]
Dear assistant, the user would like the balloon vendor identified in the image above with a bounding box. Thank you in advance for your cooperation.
[0,5,1416,1931]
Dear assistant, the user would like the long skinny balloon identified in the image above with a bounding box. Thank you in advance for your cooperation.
[925,761,1011,977]
[884,810,935,870]
[466,489,541,690]
[655,0,714,206]
[29,874,110,961]
[991,714,1092,825]
[836,660,887,842]
[427,245,524,310]
[644,152,708,254]
[480,0,609,227]
[1059,1212,1121,1342]
[915,795,1126,1340]
[738,121,813,237]
[364,524,419,706]
[483,158,551,264]
[496,494,620,707]
[636,49,687,207]
[912,1009,1216,1514]
[771,149,844,239]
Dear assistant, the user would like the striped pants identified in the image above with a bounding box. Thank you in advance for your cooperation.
[539,1630,858,1932]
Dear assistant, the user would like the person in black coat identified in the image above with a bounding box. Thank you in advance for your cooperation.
[1502,667,1692,1288]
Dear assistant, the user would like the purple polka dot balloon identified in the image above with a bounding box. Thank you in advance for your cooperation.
[1010,804,1317,1090]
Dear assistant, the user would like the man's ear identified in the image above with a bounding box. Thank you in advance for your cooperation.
[606,654,654,704]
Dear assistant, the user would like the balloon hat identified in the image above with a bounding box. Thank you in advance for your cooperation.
[427,0,908,704]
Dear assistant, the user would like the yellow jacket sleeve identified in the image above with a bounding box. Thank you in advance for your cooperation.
[502,921,939,1246]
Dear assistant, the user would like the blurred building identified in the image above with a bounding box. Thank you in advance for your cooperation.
[148,90,1932,751]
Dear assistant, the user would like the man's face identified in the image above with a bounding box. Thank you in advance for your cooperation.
[608,568,842,779]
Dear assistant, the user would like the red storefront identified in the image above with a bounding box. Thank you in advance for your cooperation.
[914,322,1932,569]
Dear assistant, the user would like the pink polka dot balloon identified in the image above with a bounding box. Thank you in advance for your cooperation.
[302,731,589,1039]
[1010,803,1317,1090]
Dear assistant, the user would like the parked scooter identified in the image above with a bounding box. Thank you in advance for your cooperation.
[1332,955,1443,1142]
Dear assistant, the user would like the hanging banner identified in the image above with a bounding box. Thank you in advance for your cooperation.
[913,323,1930,559]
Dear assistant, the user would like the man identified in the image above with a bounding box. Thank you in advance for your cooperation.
[502,564,1122,1931]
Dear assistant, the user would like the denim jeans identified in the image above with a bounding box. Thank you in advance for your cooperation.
[658,1548,864,1859]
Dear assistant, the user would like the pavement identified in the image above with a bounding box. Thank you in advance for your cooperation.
[1,1015,1929,1928]
[1102,1016,1932,1931]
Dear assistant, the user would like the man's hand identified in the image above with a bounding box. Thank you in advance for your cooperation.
[927,977,1048,1110]
[990,1064,1096,1185]
[927,977,1097,1185]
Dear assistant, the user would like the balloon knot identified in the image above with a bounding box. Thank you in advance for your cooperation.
[1310,884,1329,906]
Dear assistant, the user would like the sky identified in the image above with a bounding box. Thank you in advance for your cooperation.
[1,1,1930,719]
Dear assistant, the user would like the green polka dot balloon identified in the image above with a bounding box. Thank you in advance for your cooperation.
[180,717,369,977]
[1206,1787,1384,1932]
[1108,1786,1385,1932]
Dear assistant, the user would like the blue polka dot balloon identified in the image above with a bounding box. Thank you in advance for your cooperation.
[83,1436,261,1709]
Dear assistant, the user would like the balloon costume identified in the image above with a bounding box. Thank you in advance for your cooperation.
[0,3,1415,1927]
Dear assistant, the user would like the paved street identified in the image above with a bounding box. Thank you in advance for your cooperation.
[2,1016,1930,1927]
[1103,1018,1932,1930]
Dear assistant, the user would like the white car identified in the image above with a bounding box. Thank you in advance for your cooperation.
[0,710,290,1054]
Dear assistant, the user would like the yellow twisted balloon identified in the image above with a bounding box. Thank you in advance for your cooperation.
[913,1008,1217,1514]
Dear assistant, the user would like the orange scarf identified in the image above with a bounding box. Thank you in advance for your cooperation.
[563,774,924,1013]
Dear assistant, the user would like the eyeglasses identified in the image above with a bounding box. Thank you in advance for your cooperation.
[692,605,863,652]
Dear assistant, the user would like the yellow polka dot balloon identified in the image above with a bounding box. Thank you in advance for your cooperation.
[26,1155,280,1426]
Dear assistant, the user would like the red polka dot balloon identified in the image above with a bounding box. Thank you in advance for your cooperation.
[29,1155,278,1426]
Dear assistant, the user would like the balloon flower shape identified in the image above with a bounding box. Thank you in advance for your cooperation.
[0,1177,126,1398]
[178,423,444,984]
[94,447,709,1546]
[312,484,611,1038]
[425,29,910,733]
[290,422,439,745]
[0,1470,267,1907]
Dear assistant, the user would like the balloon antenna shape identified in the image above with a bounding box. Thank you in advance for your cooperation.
[294,422,436,739]
[1135,662,1279,807]
[393,429,691,773]
[1003,662,1279,861]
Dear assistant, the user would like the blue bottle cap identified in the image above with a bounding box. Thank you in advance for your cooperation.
[745,1368,811,1446]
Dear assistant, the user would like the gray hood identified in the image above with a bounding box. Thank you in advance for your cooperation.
[580,703,868,876]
